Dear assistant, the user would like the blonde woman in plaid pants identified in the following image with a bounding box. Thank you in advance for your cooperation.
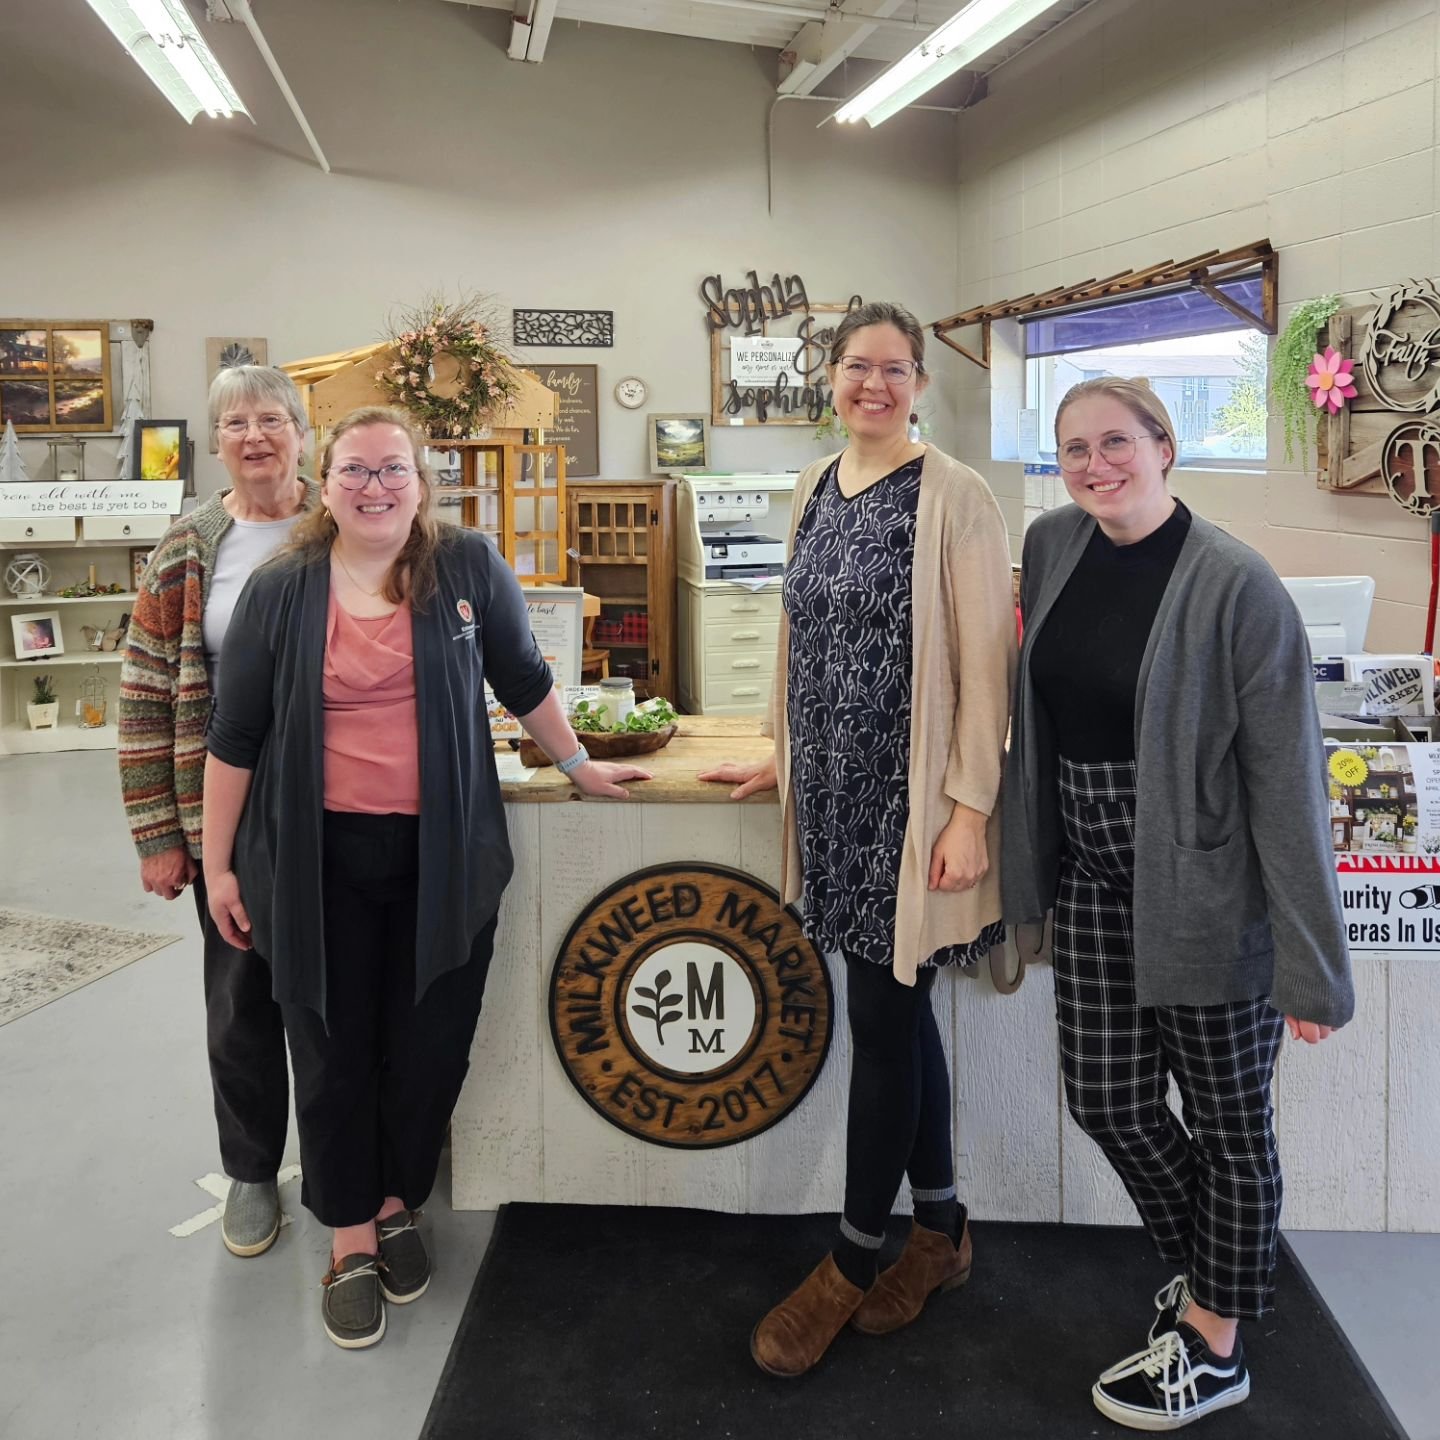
[1003,377,1353,1432]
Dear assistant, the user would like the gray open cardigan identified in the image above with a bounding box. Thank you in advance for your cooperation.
[206,528,554,1023]
[1002,503,1354,1028]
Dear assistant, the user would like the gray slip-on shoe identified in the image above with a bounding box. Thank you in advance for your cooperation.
[321,1253,386,1350]
[377,1209,430,1303]
[221,1178,280,1257]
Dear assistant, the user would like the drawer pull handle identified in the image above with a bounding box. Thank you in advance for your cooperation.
[731,630,759,641]
[122,524,132,536]
[731,659,760,670]
[730,603,759,613]
[733,687,761,697]
[25,526,34,538]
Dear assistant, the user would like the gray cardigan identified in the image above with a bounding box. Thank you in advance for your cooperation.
[1002,504,1354,1027]
[206,527,554,1022]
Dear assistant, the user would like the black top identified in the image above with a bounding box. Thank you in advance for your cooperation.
[1029,500,1191,762]
[206,529,555,1022]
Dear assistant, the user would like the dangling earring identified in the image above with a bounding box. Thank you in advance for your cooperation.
[907,411,921,444]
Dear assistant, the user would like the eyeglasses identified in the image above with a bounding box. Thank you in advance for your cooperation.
[1057,431,1159,472]
[837,357,922,384]
[217,413,294,437]
[330,462,417,490]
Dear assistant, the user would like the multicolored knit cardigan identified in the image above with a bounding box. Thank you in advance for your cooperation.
[117,482,319,859]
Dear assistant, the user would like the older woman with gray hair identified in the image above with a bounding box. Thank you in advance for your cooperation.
[119,364,316,1258]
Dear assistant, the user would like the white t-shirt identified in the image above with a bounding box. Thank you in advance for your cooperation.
[203,513,302,699]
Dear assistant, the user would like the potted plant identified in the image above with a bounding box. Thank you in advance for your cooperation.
[27,672,58,730]
[1401,814,1418,853]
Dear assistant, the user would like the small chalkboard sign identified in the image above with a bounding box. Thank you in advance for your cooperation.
[526,363,598,477]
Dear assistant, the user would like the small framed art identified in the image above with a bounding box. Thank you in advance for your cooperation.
[11,609,64,660]
[648,413,710,474]
[129,547,153,592]
[134,420,188,481]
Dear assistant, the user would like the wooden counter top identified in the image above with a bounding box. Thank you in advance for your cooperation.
[497,715,775,804]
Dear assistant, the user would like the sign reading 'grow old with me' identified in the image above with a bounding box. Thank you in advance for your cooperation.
[0,479,183,517]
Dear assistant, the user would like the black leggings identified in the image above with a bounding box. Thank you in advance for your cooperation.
[842,957,954,1241]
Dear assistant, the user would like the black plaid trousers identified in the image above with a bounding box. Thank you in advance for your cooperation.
[1052,757,1286,1320]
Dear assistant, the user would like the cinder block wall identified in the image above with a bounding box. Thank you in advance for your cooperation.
[951,0,1439,653]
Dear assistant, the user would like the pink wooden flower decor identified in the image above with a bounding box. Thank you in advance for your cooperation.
[1306,346,1358,413]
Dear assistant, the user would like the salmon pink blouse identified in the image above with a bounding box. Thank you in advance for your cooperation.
[322,591,420,815]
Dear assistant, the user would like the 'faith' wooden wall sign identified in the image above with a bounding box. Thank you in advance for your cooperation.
[1321,281,1440,516]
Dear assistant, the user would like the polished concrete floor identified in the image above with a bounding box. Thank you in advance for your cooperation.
[2,750,1437,1440]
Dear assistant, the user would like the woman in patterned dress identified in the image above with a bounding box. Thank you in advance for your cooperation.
[700,301,1016,1377]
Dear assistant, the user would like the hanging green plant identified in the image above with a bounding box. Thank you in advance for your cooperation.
[813,405,847,442]
[1271,293,1342,465]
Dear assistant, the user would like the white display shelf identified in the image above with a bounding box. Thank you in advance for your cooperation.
[1,653,124,669]
[1,721,117,754]
[0,592,139,607]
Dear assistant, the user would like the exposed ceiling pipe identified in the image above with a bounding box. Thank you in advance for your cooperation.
[223,0,331,173]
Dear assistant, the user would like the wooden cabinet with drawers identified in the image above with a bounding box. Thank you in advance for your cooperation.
[565,482,677,702]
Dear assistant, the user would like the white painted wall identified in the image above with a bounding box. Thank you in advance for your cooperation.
[0,0,961,494]
[950,0,1440,653]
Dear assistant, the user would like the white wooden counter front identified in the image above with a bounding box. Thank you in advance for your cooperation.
[451,718,1439,1232]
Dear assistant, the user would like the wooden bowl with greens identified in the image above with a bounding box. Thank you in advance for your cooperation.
[518,698,679,768]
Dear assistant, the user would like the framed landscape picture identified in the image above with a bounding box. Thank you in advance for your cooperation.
[648,413,710,474]
[0,321,113,432]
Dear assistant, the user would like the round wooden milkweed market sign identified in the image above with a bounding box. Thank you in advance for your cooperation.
[548,863,832,1149]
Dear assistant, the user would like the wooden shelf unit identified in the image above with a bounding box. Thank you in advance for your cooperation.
[567,482,676,701]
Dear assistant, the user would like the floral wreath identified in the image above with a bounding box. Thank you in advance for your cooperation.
[379,294,519,439]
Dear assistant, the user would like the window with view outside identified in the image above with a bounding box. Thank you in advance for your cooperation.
[1026,330,1268,468]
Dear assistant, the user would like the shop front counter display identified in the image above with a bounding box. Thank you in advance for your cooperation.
[448,718,1440,1233]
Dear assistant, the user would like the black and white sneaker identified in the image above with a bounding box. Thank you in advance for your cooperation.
[1148,1274,1193,1345]
[1093,1322,1249,1431]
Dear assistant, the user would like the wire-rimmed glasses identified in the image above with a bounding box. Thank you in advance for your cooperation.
[1056,431,1157,472]
[836,357,921,384]
[330,462,417,491]
[217,413,295,437]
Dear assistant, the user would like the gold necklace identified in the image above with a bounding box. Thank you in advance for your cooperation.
[331,544,383,598]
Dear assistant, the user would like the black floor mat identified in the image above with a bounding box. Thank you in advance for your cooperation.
[420,1204,1404,1440]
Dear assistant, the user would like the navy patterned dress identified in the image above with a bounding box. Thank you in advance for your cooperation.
[784,456,1005,969]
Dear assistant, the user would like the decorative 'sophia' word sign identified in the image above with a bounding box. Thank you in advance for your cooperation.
[549,863,832,1148]
[701,272,811,336]
[513,309,613,347]
[0,479,182,517]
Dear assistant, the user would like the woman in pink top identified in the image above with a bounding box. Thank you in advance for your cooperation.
[203,406,650,1349]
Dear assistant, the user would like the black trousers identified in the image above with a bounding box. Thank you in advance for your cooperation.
[193,871,289,1183]
[1052,757,1286,1320]
[281,811,497,1228]
[841,956,955,1242]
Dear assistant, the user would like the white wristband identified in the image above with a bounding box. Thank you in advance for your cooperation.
[556,744,590,776]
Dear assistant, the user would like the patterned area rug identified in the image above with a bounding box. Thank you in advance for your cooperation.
[0,907,181,1025]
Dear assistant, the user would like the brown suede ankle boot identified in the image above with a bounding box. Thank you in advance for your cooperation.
[750,1253,868,1377]
[850,1213,972,1336]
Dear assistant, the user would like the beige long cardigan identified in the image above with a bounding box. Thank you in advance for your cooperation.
[767,446,1017,986]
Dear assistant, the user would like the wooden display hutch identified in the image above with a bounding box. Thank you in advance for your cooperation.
[1337,768,1419,852]
[280,344,566,583]
[567,482,677,701]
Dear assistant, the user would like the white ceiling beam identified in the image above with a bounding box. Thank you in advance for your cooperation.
[777,0,909,96]
[509,0,559,62]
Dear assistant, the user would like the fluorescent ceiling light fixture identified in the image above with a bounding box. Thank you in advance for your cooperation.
[84,0,251,123]
[836,0,1065,127]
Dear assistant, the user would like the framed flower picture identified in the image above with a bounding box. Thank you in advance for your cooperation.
[0,321,113,432]
[134,420,188,481]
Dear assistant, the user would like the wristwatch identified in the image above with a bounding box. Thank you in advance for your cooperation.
[556,744,590,776]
